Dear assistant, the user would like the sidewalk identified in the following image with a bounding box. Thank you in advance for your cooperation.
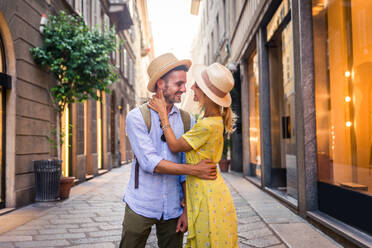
[0,165,341,248]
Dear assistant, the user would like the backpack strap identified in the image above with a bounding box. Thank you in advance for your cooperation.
[139,103,151,133]
[134,103,151,189]
[180,109,191,133]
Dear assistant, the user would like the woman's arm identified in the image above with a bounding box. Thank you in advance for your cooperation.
[148,91,193,153]
[162,123,192,153]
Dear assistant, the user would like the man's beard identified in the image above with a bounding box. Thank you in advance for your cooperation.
[163,84,182,104]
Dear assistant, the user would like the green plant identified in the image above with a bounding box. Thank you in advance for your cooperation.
[30,11,119,112]
[30,11,119,159]
[47,124,73,149]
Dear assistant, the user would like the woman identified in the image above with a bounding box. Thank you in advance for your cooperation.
[149,62,238,248]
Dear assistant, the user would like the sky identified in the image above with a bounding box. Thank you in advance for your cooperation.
[147,0,200,59]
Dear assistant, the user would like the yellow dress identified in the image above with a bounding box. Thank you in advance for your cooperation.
[182,117,238,248]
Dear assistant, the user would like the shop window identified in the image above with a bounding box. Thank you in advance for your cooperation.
[313,0,372,196]
[313,0,372,234]
[248,51,261,178]
[266,0,298,201]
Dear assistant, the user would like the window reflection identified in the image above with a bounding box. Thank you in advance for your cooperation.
[248,52,261,178]
[313,0,372,195]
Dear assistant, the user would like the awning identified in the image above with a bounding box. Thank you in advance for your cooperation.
[108,0,133,31]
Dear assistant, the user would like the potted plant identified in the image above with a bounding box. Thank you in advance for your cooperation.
[47,124,75,200]
[219,134,231,172]
[30,11,119,200]
[59,176,75,199]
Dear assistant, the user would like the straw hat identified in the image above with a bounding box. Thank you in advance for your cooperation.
[147,53,192,92]
[192,63,234,107]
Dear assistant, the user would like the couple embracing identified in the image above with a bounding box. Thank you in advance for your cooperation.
[120,53,238,248]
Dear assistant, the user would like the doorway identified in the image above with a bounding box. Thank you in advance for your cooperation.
[61,105,73,177]
[97,91,103,169]
[0,35,6,208]
[110,93,116,163]
[266,1,298,201]
[119,99,126,163]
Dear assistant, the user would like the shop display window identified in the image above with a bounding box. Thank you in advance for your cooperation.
[313,0,372,196]
[248,51,261,178]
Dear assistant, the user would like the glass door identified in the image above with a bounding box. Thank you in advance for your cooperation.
[266,0,298,201]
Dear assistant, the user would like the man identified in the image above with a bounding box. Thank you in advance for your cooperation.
[120,53,217,248]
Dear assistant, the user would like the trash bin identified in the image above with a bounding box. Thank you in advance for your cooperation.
[34,159,62,201]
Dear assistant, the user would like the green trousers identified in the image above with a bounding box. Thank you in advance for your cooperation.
[119,205,184,248]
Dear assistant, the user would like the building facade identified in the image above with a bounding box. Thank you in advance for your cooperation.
[0,0,151,210]
[133,0,154,105]
[189,0,372,246]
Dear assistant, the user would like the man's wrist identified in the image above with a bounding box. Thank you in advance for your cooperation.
[186,163,197,177]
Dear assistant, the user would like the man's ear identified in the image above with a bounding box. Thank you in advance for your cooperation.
[156,79,165,90]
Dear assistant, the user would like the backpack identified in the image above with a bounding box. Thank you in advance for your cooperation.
[134,103,191,188]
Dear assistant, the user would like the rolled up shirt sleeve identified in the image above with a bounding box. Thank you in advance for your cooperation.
[126,108,163,174]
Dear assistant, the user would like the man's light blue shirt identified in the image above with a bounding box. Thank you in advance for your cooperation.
[123,105,194,220]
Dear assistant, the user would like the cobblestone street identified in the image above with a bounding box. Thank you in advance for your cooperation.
[0,164,340,248]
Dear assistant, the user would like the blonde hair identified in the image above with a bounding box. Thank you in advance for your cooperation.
[221,107,236,134]
[197,89,237,133]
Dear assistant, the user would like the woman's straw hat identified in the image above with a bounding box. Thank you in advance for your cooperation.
[147,53,192,92]
[192,63,234,107]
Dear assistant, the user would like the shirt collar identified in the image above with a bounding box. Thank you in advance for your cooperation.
[169,105,180,116]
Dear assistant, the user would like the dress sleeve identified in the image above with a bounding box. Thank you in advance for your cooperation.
[182,119,211,151]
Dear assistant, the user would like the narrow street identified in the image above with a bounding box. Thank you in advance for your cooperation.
[0,164,340,248]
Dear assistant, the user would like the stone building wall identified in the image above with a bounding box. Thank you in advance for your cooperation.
[0,0,138,208]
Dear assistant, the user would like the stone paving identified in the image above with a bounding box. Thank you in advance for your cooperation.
[0,164,337,248]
